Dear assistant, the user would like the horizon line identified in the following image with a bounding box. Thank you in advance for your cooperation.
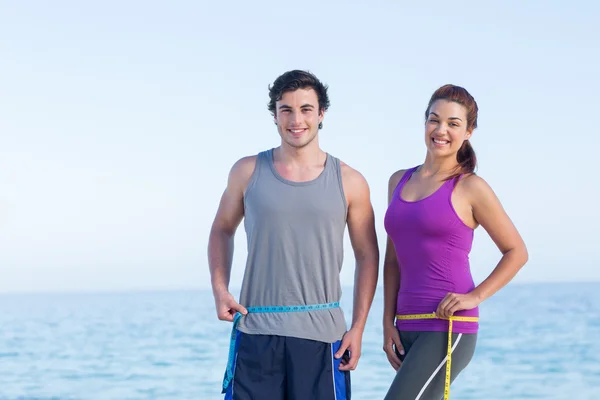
[1,279,598,296]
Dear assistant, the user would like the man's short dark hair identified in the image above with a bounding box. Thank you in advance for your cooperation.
[268,70,330,129]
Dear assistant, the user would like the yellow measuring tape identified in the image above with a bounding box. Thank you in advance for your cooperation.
[395,312,478,400]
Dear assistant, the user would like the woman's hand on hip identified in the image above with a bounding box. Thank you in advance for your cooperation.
[435,292,480,319]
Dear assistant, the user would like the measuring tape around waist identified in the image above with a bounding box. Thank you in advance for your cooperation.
[221,302,340,394]
[395,312,479,400]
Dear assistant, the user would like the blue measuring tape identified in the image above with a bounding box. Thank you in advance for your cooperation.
[221,302,340,393]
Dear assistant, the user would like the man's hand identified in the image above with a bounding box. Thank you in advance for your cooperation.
[335,327,363,371]
[214,290,248,322]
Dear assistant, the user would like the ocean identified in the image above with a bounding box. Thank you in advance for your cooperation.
[1,283,598,399]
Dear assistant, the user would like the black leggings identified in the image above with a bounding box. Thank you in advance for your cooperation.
[384,331,477,400]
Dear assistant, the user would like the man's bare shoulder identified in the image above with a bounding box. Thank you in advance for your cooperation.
[339,160,369,191]
[230,155,257,175]
[227,155,258,189]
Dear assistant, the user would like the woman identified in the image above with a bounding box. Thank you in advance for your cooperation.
[382,84,528,399]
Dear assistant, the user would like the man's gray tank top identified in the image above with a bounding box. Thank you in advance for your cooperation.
[237,148,348,343]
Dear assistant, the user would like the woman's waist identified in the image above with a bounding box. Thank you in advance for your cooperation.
[397,256,472,273]
[395,318,479,333]
[398,279,476,297]
[396,292,479,317]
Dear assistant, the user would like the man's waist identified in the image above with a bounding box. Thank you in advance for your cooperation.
[238,310,347,342]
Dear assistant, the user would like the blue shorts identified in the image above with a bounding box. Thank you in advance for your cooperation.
[223,331,351,400]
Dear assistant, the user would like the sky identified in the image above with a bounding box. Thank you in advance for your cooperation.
[1,0,598,293]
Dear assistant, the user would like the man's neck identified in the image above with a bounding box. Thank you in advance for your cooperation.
[276,142,325,167]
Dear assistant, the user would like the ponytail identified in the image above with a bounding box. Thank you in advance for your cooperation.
[457,140,476,175]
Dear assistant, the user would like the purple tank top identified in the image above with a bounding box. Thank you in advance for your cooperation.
[384,166,479,334]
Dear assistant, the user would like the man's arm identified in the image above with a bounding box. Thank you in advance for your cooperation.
[207,156,256,321]
[335,163,379,370]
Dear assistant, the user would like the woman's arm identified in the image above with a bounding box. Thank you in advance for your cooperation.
[382,170,406,370]
[436,175,529,318]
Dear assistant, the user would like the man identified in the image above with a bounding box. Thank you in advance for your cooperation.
[208,70,379,400]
